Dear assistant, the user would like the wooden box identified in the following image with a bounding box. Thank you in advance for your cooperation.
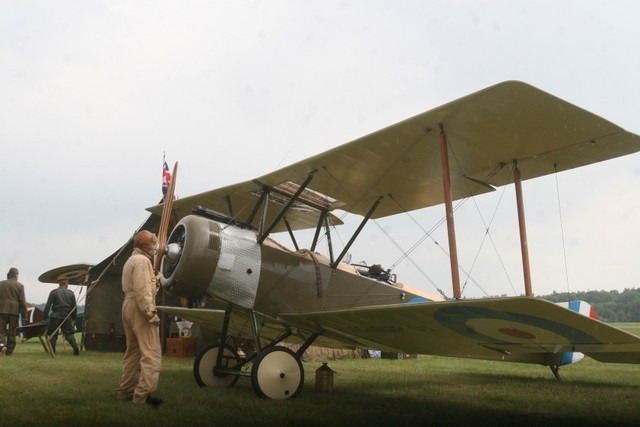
[166,337,195,357]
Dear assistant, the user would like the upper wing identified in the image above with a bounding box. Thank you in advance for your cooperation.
[149,179,344,233]
[148,81,640,222]
[280,297,640,364]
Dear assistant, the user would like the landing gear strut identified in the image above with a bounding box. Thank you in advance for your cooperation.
[192,307,317,399]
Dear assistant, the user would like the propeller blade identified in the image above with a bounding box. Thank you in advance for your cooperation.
[155,161,178,271]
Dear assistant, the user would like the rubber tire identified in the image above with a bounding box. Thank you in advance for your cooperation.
[193,343,240,388]
[251,346,304,399]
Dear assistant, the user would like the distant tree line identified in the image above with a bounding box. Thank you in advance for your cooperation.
[540,288,640,322]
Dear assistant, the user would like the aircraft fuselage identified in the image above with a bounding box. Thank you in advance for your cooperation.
[160,214,430,316]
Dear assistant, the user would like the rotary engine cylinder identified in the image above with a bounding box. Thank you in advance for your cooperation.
[160,215,221,298]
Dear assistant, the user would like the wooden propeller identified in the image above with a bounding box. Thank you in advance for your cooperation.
[155,161,178,271]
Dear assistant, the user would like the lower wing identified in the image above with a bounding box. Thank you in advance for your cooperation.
[160,297,640,365]
[281,297,640,365]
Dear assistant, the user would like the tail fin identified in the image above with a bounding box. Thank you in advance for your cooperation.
[557,300,599,320]
[554,300,598,365]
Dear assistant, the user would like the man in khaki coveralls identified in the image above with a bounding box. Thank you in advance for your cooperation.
[116,230,163,406]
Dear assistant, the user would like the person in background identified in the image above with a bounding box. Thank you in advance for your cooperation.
[116,230,163,407]
[0,267,28,356]
[43,278,80,355]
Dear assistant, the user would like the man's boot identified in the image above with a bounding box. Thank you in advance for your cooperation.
[70,337,80,355]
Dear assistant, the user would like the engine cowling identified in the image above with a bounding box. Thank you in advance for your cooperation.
[160,215,222,298]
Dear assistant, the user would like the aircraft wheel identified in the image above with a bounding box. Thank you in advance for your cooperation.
[251,346,304,399]
[193,343,240,388]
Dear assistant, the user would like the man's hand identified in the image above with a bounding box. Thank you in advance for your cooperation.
[149,314,161,327]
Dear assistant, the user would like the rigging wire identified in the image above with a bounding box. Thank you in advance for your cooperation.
[319,130,514,299]
[383,196,464,299]
[221,203,252,231]
[46,214,153,354]
[445,136,519,297]
[461,185,515,296]
[322,129,431,225]
[459,165,518,297]
[386,165,504,300]
[316,132,456,298]
[554,164,572,300]
[369,215,448,299]
[368,158,507,298]
[247,127,523,301]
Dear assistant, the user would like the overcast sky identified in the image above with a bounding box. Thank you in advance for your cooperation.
[1,0,639,304]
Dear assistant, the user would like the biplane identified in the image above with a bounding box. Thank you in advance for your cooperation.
[149,81,640,399]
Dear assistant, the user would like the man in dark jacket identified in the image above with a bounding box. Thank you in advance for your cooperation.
[43,278,80,355]
[0,267,28,356]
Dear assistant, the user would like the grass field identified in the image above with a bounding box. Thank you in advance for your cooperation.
[2,327,640,427]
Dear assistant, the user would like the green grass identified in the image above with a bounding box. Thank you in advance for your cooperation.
[615,322,640,337]
[2,328,640,427]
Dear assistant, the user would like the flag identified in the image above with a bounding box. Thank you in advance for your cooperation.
[162,160,172,196]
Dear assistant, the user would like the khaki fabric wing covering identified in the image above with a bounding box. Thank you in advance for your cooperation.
[280,297,640,362]
[148,81,640,223]
[160,298,640,365]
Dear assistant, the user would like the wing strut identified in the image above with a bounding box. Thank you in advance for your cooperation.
[310,210,326,252]
[514,164,533,297]
[225,195,234,217]
[257,171,316,243]
[246,188,267,226]
[258,189,270,237]
[284,218,300,251]
[324,214,335,264]
[331,196,383,268]
[439,124,462,300]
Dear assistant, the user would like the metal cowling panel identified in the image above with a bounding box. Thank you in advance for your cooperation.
[209,225,261,309]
